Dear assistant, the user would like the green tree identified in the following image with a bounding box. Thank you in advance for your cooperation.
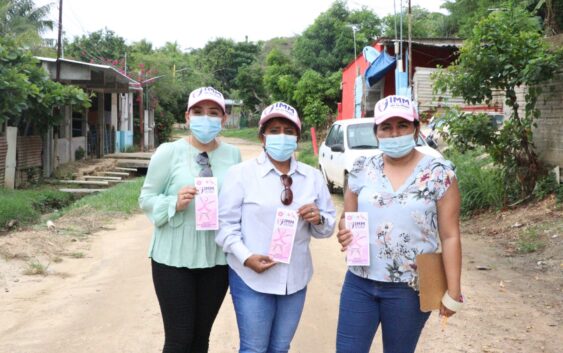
[442,0,507,38]
[129,39,154,56]
[433,4,563,197]
[381,5,454,38]
[0,37,90,134]
[293,70,340,128]
[533,0,562,35]
[233,63,267,114]
[199,38,261,93]
[0,0,53,46]
[293,0,381,74]
[263,49,299,105]
[65,28,128,64]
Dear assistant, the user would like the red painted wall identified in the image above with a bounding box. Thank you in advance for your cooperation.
[339,54,371,120]
[338,42,458,120]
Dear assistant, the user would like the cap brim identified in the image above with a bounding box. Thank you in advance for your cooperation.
[188,97,225,113]
[260,113,301,130]
[374,112,415,125]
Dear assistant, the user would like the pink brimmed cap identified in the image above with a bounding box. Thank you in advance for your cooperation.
[374,95,419,124]
[187,86,226,113]
[259,102,301,131]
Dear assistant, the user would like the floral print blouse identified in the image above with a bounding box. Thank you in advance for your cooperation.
[348,153,456,283]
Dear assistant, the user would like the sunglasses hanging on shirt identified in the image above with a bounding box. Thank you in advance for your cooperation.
[195,152,213,177]
[280,174,293,205]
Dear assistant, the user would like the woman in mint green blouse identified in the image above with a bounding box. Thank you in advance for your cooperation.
[139,87,241,353]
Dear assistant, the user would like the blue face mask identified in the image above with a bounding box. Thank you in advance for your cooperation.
[265,134,298,162]
[378,134,416,158]
[189,115,222,144]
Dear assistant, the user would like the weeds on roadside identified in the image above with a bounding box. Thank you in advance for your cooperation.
[557,185,563,205]
[516,227,546,254]
[297,142,317,167]
[0,187,74,229]
[69,252,85,259]
[221,128,260,143]
[23,260,49,276]
[533,172,559,201]
[444,148,509,216]
[67,177,144,216]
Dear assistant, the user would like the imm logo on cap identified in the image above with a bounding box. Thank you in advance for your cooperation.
[187,86,226,113]
[374,95,419,124]
[259,101,302,131]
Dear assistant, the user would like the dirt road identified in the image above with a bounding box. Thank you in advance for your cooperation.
[1,138,561,353]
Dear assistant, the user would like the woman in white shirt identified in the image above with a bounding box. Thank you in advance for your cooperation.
[216,102,336,353]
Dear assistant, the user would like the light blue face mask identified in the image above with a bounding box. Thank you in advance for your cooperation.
[189,115,222,144]
[378,133,416,158]
[265,134,298,162]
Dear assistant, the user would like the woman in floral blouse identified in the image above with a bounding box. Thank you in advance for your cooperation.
[335,95,462,353]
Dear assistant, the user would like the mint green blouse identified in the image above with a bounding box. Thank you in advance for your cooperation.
[139,138,241,268]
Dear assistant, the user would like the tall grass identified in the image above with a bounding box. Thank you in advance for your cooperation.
[444,148,506,216]
[221,128,260,143]
[67,177,145,216]
[297,142,318,167]
[0,187,74,228]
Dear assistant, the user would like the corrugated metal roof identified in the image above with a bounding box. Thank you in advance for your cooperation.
[375,37,464,48]
[35,56,141,90]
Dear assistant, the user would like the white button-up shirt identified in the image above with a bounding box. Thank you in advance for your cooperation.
[216,152,336,295]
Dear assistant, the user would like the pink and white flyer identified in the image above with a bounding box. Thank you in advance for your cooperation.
[268,208,299,264]
[195,177,218,231]
[345,212,370,266]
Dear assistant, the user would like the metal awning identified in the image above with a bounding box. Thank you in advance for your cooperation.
[36,57,142,93]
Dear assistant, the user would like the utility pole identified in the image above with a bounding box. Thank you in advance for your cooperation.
[139,70,144,151]
[55,0,63,81]
[408,0,413,91]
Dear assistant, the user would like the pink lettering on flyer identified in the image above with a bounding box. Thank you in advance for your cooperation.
[269,208,298,263]
[195,177,219,231]
[345,212,370,266]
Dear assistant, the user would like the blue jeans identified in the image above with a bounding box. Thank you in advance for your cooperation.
[228,268,307,353]
[336,271,430,353]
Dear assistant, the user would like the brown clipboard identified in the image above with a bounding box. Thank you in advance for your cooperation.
[416,253,447,312]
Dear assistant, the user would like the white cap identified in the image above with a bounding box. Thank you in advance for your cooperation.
[259,102,301,131]
[187,86,225,113]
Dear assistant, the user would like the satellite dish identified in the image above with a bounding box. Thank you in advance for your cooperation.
[362,46,380,64]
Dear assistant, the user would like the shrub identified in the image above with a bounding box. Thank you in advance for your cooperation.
[296,142,317,167]
[444,148,508,216]
[557,184,563,205]
[75,146,85,161]
[32,189,74,213]
[0,187,75,229]
[533,171,559,200]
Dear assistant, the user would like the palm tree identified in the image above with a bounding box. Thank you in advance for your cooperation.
[0,0,54,46]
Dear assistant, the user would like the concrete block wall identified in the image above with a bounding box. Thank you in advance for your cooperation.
[532,70,563,167]
[506,70,563,168]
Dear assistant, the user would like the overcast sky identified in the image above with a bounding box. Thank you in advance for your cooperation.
[36,0,447,50]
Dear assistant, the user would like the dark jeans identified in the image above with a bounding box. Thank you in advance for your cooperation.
[152,260,229,353]
[336,271,431,353]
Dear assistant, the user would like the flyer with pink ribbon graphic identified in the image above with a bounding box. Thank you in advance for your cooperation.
[345,212,370,266]
[195,177,218,231]
[268,208,298,264]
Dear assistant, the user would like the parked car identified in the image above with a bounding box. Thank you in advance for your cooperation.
[318,118,443,193]
[426,111,505,150]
